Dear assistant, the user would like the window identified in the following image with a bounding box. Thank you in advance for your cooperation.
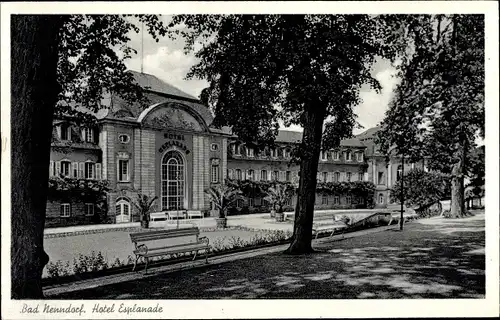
[84,203,94,216]
[82,127,94,143]
[356,152,363,162]
[322,195,328,205]
[345,151,352,161]
[235,169,242,180]
[358,172,363,181]
[378,193,385,204]
[377,172,385,185]
[211,143,219,151]
[333,196,340,205]
[249,198,254,207]
[60,161,71,177]
[234,144,241,156]
[228,169,234,179]
[321,151,328,161]
[334,172,340,182]
[285,198,293,206]
[332,151,340,161]
[284,149,291,158]
[261,170,267,181]
[346,196,352,205]
[247,147,254,157]
[271,148,277,158]
[322,172,328,182]
[119,134,130,144]
[346,172,352,182]
[286,171,291,182]
[85,162,96,179]
[247,169,254,181]
[118,159,130,182]
[273,171,279,181]
[211,164,220,183]
[60,203,71,217]
[60,124,71,141]
[161,151,185,210]
[397,165,403,181]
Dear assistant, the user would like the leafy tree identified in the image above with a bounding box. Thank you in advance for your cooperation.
[390,169,450,213]
[11,15,168,298]
[169,14,399,253]
[377,15,484,218]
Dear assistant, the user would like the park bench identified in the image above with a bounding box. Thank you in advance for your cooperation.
[150,211,167,222]
[129,227,210,273]
[186,210,203,219]
[312,215,349,239]
[167,210,187,220]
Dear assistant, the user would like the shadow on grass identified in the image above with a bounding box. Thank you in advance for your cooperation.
[49,219,485,300]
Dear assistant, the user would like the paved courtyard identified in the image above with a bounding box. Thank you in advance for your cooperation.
[49,211,485,299]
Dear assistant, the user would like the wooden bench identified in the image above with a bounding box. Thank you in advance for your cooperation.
[150,211,167,222]
[186,210,203,219]
[167,211,187,220]
[312,216,349,239]
[129,227,210,273]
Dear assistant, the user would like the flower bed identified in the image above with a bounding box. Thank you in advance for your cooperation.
[42,229,293,286]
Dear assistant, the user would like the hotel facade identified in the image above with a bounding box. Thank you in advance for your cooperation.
[46,72,427,227]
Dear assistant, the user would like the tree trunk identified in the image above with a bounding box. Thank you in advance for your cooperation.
[450,140,467,218]
[11,15,64,299]
[285,105,326,254]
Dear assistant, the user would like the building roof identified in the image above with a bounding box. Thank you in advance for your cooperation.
[129,70,199,101]
[275,130,303,144]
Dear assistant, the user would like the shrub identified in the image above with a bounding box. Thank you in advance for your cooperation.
[46,261,71,278]
[72,251,108,274]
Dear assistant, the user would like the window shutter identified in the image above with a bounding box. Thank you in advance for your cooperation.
[72,162,78,178]
[56,126,61,140]
[267,171,271,181]
[49,161,54,177]
[55,161,61,176]
[339,172,345,182]
[242,170,246,180]
[79,162,84,178]
[96,163,101,180]
[228,169,233,179]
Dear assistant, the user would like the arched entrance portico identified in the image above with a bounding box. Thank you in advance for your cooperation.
[161,150,187,210]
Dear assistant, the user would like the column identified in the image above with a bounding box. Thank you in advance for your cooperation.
[387,159,392,188]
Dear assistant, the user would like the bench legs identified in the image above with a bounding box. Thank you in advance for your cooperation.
[192,250,198,261]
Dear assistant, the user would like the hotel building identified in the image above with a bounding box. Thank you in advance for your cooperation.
[46,72,427,227]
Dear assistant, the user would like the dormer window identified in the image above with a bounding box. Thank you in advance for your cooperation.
[345,151,352,161]
[60,124,71,141]
[321,151,328,161]
[82,127,94,143]
[332,151,340,161]
[234,144,241,156]
[356,152,363,162]
[246,146,254,157]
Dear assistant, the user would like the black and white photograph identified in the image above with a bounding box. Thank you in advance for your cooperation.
[1,1,499,319]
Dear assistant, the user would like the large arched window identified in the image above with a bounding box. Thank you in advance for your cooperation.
[162,151,185,210]
[116,198,131,223]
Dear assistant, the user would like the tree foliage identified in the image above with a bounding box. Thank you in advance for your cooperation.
[169,14,400,253]
[169,15,398,149]
[56,15,169,123]
[390,169,450,209]
[204,184,243,218]
[376,15,484,217]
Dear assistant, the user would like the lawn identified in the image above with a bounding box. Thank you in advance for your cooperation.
[49,212,485,299]
[43,228,276,278]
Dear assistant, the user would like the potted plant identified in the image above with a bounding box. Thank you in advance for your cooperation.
[132,193,158,229]
[205,184,242,229]
[264,183,294,222]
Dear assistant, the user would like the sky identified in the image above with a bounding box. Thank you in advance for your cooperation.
[124,16,400,135]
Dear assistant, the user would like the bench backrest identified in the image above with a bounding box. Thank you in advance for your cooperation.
[130,227,200,243]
